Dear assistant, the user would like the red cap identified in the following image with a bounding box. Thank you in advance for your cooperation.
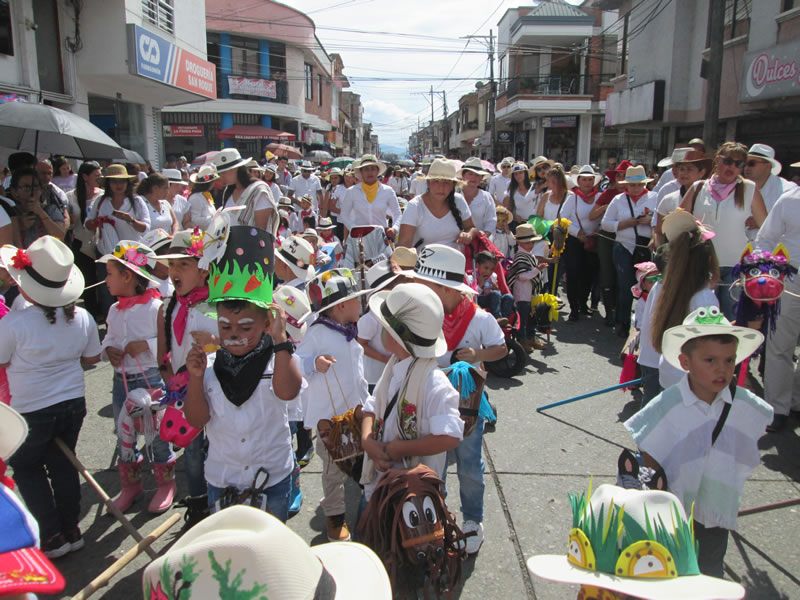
[605,160,634,180]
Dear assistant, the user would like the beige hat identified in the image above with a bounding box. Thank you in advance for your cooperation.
[189,164,219,184]
[619,165,654,184]
[353,154,388,177]
[368,283,447,358]
[391,246,418,270]
[423,158,460,183]
[273,285,312,341]
[514,223,542,242]
[0,236,85,307]
[529,156,554,175]
[103,164,136,179]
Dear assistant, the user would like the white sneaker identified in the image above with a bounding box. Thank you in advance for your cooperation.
[462,520,484,555]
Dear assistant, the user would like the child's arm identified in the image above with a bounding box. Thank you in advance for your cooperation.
[268,303,303,400]
[385,434,460,461]
[184,344,210,428]
[360,412,393,472]
[357,338,391,364]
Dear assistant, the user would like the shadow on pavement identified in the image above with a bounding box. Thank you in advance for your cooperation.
[731,530,798,598]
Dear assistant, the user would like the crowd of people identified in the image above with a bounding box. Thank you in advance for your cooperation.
[0,139,798,599]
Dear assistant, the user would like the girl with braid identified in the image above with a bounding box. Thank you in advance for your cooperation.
[156,229,218,498]
[397,158,477,251]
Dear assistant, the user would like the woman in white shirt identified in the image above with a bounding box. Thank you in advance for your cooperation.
[51,156,77,193]
[262,164,283,215]
[536,164,570,221]
[397,158,476,250]
[138,173,179,234]
[502,162,535,226]
[66,161,104,314]
[184,166,219,230]
[458,159,497,237]
[321,168,343,218]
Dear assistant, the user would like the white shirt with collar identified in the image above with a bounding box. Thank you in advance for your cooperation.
[601,191,658,254]
[100,297,162,372]
[290,174,322,210]
[760,174,797,213]
[652,168,676,194]
[488,174,511,205]
[755,187,800,267]
[339,182,401,230]
[436,308,505,369]
[561,192,601,237]
[465,189,497,234]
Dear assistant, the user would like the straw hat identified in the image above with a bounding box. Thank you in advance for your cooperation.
[529,156,554,175]
[96,240,160,285]
[619,165,654,184]
[276,235,316,281]
[156,228,206,261]
[747,143,782,176]
[391,246,418,270]
[189,164,219,184]
[495,156,515,170]
[299,160,315,171]
[368,283,447,359]
[245,159,265,172]
[366,259,401,294]
[412,244,474,295]
[213,148,251,173]
[423,158,460,182]
[317,217,336,230]
[514,223,542,243]
[662,208,716,243]
[657,148,691,168]
[103,164,136,179]
[458,157,490,181]
[161,168,188,185]
[143,506,391,600]
[0,236,84,307]
[273,285,312,341]
[353,154,388,177]
[495,205,512,226]
[304,268,370,316]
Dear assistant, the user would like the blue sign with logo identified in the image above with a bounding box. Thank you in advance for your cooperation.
[128,24,178,84]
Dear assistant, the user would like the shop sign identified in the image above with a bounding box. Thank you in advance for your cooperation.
[741,40,800,103]
[227,77,277,99]
[497,131,513,143]
[163,125,204,137]
[542,116,577,128]
[128,24,217,99]
[605,80,665,126]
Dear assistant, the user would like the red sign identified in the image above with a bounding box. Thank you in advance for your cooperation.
[163,125,204,137]
[173,51,217,99]
[227,77,277,99]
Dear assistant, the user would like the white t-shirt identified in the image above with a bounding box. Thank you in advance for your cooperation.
[540,194,567,221]
[465,189,497,234]
[400,194,472,250]
[436,308,505,369]
[488,174,511,205]
[508,187,538,221]
[101,298,162,372]
[290,175,323,210]
[170,194,190,225]
[637,281,661,369]
[0,306,101,413]
[147,199,174,232]
[601,191,658,254]
[655,188,682,219]
[167,300,218,372]
[88,195,151,244]
[186,191,217,230]
[409,177,428,197]
[357,311,389,385]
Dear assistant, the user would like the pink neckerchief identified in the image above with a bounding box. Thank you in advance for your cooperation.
[173,286,210,345]
[116,288,161,310]
[709,175,738,203]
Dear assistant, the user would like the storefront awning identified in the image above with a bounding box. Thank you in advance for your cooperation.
[217,126,297,141]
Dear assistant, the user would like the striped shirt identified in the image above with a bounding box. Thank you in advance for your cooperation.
[625,375,772,530]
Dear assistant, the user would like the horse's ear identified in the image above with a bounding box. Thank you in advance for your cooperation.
[648,469,668,491]
[773,242,790,263]
[617,448,639,478]
[739,242,753,265]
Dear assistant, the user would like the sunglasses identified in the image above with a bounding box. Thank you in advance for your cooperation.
[720,157,745,169]
[745,160,767,168]
[501,165,511,169]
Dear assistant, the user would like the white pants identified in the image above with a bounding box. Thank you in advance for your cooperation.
[764,277,800,416]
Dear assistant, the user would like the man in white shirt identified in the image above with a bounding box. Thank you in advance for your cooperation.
[744,143,797,214]
[288,161,322,210]
[409,161,431,197]
[338,154,401,239]
[488,156,514,205]
[386,167,409,198]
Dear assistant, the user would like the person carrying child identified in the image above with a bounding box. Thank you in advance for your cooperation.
[0,236,102,557]
[625,306,772,577]
[183,224,302,522]
[469,249,515,324]
[296,268,371,542]
[97,240,176,513]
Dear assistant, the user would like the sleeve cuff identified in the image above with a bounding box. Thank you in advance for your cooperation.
[429,414,465,440]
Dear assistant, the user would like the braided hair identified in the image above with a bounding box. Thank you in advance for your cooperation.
[163,293,179,363]
[39,302,76,325]
[446,189,464,231]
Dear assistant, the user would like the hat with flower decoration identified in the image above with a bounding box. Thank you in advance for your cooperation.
[96,240,160,285]
[275,235,316,282]
[526,483,745,600]
[156,228,207,262]
[273,285,312,341]
[303,268,370,319]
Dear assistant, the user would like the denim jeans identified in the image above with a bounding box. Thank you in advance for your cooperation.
[112,367,173,464]
[612,242,636,327]
[477,291,515,319]
[9,397,86,539]
[207,473,291,523]
[445,417,485,524]
[715,266,737,322]
[182,432,207,497]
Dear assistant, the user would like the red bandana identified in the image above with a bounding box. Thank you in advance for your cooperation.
[627,190,648,202]
[442,296,477,351]
[173,286,210,345]
[574,188,597,202]
[116,288,161,310]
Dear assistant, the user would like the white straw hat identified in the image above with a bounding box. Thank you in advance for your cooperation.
[747,143,782,176]
[0,236,84,307]
[213,148,251,173]
[353,154,388,177]
[161,168,188,185]
[423,158,460,183]
[273,285,312,341]
[96,240,160,286]
[275,235,316,282]
[457,157,490,181]
[412,244,474,295]
[368,283,447,358]
[366,259,401,294]
[189,164,220,184]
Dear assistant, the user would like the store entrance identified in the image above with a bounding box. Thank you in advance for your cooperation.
[543,119,577,166]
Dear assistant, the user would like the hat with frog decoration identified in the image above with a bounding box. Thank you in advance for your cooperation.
[526,482,745,600]
[200,208,274,311]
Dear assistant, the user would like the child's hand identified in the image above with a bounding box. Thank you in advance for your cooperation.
[125,340,149,357]
[106,347,124,367]
[455,347,479,363]
[266,303,288,344]
[315,354,335,373]
[190,331,219,352]
[363,437,392,472]
[186,344,207,378]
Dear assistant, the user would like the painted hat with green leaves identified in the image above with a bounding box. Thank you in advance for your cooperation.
[206,225,275,310]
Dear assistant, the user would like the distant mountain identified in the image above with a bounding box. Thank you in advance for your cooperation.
[379,144,408,157]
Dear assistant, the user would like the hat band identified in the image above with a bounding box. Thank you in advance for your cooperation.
[370,270,395,289]
[625,175,647,182]
[313,280,359,311]
[24,265,68,289]
[380,301,436,348]
[748,152,772,160]
[313,564,336,600]
[415,263,465,284]
[279,248,308,270]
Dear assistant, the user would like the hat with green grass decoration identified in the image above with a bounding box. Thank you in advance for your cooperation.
[526,483,744,600]
[206,225,275,310]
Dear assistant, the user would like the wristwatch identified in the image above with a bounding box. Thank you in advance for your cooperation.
[273,340,295,355]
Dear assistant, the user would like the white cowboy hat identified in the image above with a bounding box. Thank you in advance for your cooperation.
[747,143,782,176]
[301,227,322,246]
[457,157,490,182]
[368,283,447,359]
[619,165,654,184]
[411,244,474,295]
[0,403,27,461]
[143,505,391,600]
[299,160,315,170]
[661,306,764,371]
[161,168,188,185]
[0,236,84,307]
[423,158,460,183]
[96,240,160,285]
[304,267,371,318]
[527,484,745,600]
[366,259,401,294]
[657,147,691,168]
[317,217,336,230]
[273,285,312,341]
[275,235,316,282]
[353,154,388,177]
[213,148,251,173]
[189,164,220,184]
[495,156,515,171]
[569,164,602,188]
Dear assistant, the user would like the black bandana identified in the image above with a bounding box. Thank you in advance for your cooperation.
[213,334,274,407]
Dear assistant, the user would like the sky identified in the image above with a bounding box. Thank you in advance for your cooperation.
[286,0,587,153]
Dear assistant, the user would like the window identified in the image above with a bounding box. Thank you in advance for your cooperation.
[229,36,260,78]
[318,74,323,106]
[783,0,795,11]
[305,63,313,100]
[0,0,12,56]
[142,0,174,35]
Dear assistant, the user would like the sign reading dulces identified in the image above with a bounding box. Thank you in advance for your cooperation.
[741,40,800,103]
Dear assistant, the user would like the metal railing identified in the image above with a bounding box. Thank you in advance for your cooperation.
[142,0,174,34]
[503,73,616,98]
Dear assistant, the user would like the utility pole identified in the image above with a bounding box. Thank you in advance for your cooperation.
[489,28,496,162]
[704,0,725,148]
[442,91,449,155]
[415,88,447,155]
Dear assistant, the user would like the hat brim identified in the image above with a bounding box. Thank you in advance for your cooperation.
[355,161,388,177]
[215,156,251,173]
[303,287,371,321]
[747,154,782,176]
[527,555,744,600]
[312,542,392,600]
[189,173,220,184]
[103,173,137,180]
[167,179,189,186]
[657,157,674,168]
[514,233,544,242]
[620,177,654,184]
[423,175,460,183]
[368,291,448,359]
[0,403,28,460]
[458,167,490,181]
[368,272,401,295]
[96,254,160,286]
[409,271,475,296]
[0,246,85,307]
[569,173,603,188]
[661,323,764,371]
[791,161,800,168]
[275,251,315,282]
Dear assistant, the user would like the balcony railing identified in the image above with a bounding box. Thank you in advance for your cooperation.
[461,119,479,131]
[503,73,616,99]
[142,0,174,34]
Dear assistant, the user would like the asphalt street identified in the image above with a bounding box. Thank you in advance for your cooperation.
[25,308,800,599]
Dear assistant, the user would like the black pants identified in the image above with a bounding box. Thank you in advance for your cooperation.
[70,240,100,317]
[597,232,617,309]
[9,397,87,540]
[694,521,729,578]
[564,236,599,313]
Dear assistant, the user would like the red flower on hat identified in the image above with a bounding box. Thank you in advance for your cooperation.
[10,248,31,270]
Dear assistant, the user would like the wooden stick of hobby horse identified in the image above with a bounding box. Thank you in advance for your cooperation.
[71,512,182,600]
[54,437,158,559]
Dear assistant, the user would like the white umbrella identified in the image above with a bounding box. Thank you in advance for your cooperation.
[0,102,125,160]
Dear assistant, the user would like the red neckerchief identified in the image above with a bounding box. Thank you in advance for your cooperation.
[173,286,210,345]
[442,296,477,351]
[320,231,335,243]
[116,288,161,310]
[301,209,313,218]
[627,190,648,202]
[0,458,14,490]
[574,188,597,201]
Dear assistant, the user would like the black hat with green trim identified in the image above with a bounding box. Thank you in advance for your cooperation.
[207,225,275,310]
